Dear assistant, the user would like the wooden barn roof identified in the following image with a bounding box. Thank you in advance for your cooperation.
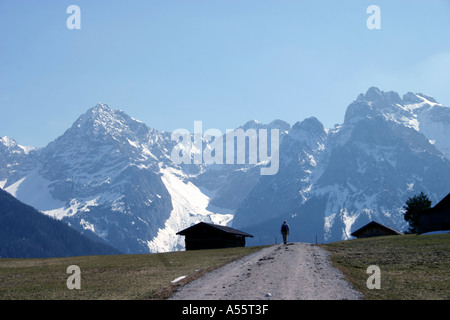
[351,220,402,237]
[422,193,450,215]
[176,222,253,237]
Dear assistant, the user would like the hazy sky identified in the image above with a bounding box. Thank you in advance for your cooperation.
[1,0,450,147]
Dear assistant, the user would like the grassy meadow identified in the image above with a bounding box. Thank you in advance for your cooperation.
[1,233,449,300]
[0,246,265,300]
[322,233,450,300]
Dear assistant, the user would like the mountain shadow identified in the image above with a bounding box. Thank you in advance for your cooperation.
[0,188,121,258]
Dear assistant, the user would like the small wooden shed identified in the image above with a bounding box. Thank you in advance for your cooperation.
[351,221,402,238]
[419,193,450,234]
[176,222,253,251]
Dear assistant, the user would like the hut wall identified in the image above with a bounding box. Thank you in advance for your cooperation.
[420,211,450,233]
[356,226,392,238]
[184,233,246,250]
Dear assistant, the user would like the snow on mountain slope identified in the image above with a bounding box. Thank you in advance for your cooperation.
[0,136,37,183]
[146,166,233,252]
[4,170,65,212]
[403,94,450,160]
[348,88,450,159]
[0,136,35,155]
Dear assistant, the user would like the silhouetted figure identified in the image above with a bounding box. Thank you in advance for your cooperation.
[281,221,290,244]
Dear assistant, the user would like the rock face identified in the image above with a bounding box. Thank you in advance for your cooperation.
[2,88,450,253]
[0,136,35,185]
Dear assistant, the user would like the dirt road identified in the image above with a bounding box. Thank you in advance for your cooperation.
[170,243,363,300]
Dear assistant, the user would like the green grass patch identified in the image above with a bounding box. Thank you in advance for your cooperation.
[0,246,266,300]
[322,233,450,300]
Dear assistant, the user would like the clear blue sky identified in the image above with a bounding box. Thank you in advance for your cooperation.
[1,0,450,147]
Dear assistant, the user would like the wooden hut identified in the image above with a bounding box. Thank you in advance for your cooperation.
[351,221,402,238]
[176,222,253,251]
[419,193,450,234]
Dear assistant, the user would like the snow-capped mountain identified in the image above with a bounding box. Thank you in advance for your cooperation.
[235,87,450,245]
[317,88,450,240]
[2,87,450,253]
[2,103,232,253]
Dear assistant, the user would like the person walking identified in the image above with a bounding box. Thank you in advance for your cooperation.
[281,220,290,244]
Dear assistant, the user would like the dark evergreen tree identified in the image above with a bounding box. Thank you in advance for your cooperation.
[403,192,431,233]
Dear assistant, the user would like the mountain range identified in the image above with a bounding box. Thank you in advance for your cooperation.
[1,87,450,255]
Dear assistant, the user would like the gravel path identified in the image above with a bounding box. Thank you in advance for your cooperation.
[170,243,363,300]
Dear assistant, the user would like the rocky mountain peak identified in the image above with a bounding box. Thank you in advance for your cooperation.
[346,88,410,125]
[66,103,151,145]
[292,117,324,135]
[357,87,402,105]
[240,119,290,132]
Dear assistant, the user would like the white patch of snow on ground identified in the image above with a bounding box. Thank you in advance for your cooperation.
[171,275,187,283]
[421,230,450,235]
